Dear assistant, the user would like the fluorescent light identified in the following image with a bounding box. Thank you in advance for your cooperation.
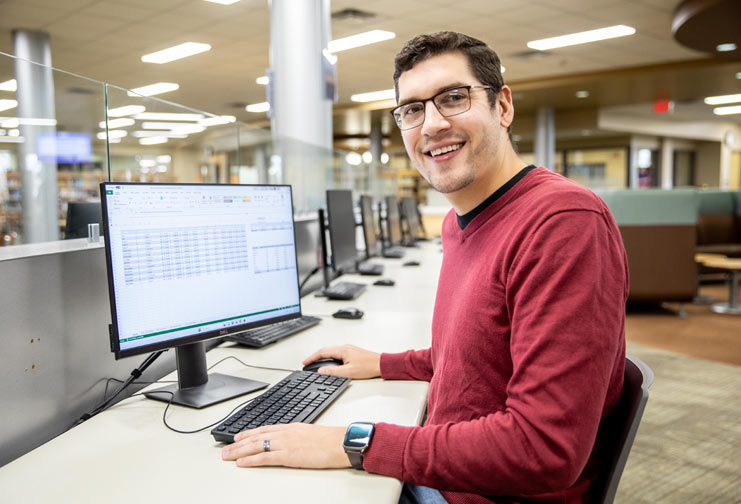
[108,105,146,117]
[737,72,741,80]
[351,89,396,103]
[127,82,179,97]
[0,99,18,112]
[345,152,362,166]
[380,153,389,164]
[156,155,172,163]
[716,43,737,52]
[704,94,741,105]
[0,136,23,143]
[3,117,57,127]
[204,0,240,4]
[200,115,236,126]
[0,118,18,128]
[329,30,395,53]
[527,25,635,51]
[99,118,135,129]
[0,79,17,92]
[134,112,204,121]
[139,159,157,167]
[156,165,168,173]
[141,42,211,64]
[142,122,206,134]
[246,102,270,113]
[362,151,372,164]
[576,90,589,98]
[139,136,168,145]
[132,131,187,138]
[97,130,127,140]
[713,105,741,116]
[501,65,506,73]
[9,129,20,137]
[256,76,269,85]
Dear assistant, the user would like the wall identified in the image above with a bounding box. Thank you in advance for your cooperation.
[696,141,722,188]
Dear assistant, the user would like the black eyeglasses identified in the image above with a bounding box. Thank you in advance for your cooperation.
[391,85,493,130]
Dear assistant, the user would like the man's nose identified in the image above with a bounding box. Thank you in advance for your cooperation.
[420,101,451,137]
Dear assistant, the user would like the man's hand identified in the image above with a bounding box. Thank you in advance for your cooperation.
[303,344,382,379]
[221,424,350,469]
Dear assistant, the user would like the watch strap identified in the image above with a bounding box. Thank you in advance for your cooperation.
[346,449,364,470]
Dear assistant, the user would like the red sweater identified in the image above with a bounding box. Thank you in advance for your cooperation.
[363,168,628,503]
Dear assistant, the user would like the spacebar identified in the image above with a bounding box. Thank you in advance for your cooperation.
[293,402,322,423]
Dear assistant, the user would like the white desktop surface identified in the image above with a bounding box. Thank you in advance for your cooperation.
[0,242,443,504]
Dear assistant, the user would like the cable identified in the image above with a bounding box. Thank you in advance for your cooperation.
[74,350,167,426]
[298,266,320,291]
[207,355,293,374]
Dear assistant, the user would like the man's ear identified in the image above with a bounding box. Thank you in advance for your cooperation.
[497,85,515,128]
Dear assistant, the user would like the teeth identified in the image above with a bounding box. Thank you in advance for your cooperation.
[429,143,463,157]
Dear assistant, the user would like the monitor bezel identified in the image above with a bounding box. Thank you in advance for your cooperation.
[359,195,377,259]
[384,196,403,246]
[325,189,359,273]
[101,181,303,360]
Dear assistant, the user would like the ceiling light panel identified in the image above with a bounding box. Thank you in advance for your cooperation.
[99,118,135,129]
[134,112,204,121]
[704,94,741,105]
[246,102,270,113]
[713,105,741,115]
[108,105,146,117]
[527,25,636,51]
[328,30,395,53]
[0,79,17,92]
[0,99,18,112]
[204,0,241,4]
[141,42,211,64]
[351,89,396,102]
[127,82,180,97]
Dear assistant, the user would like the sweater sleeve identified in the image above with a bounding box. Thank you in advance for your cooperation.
[380,348,434,382]
[363,209,627,496]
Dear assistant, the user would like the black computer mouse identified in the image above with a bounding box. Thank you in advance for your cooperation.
[403,260,421,267]
[332,307,364,319]
[302,358,344,373]
[374,278,395,287]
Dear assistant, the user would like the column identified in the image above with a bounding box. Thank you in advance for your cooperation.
[268,0,333,213]
[13,29,59,243]
[660,138,674,189]
[534,107,555,170]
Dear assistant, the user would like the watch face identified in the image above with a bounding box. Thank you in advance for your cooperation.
[344,423,373,448]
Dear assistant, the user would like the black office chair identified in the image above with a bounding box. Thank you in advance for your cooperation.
[593,354,654,504]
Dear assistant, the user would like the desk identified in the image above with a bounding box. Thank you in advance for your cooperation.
[0,242,443,503]
[701,257,741,315]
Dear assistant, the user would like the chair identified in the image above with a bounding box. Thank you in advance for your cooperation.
[594,354,654,504]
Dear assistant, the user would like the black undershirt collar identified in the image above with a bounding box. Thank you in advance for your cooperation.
[456,165,536,229]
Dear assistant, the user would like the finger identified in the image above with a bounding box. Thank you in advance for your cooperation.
[236,451,284,468]
[223,437,268,460]
[233,423,292,442]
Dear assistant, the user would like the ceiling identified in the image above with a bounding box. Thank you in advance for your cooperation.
[0,0,739,142]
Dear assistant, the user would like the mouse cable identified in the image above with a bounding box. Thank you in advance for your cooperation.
[74,349,167,426]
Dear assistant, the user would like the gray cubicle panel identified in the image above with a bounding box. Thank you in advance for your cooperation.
[0,243,180,467]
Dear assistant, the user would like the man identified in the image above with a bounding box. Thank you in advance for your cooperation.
[223,31,628,504]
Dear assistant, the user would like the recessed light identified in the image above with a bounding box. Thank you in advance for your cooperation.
[0,99,18,112]
[256,76,269,85]
[134,112,204,121]
[736,72,741,80]
[127,82,180,97]
[501,65,506,73]
[139,136,169,145]
[576,90,589,98]
[528,25,635,51]
[328,30,395,53]
[99,118,135,129]
[704,93,741,105]
[108,105,146,117]
[156,155,172,163]
[351,89,395,102]
[0,79,17,92]
[141,42,211,64]
[716,43,737,52]
[8,129,20,137]
[713,105,741,115]
[246,102,270,113]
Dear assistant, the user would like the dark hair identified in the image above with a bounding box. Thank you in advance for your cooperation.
[393,31,515,148]
[393,31,504,107]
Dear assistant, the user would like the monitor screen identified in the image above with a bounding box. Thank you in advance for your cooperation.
[360,195,377,258]
[385,196,403,246]
[65,202,102,239]
[294,214,323,295]
[37,132,93,164]
[101,182,300,408]
[401,197,423,240]
[326,189,358,272]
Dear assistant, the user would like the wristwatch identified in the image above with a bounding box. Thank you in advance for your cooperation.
[343,422,375,470]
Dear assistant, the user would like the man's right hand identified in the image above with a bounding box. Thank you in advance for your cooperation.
[302,344,381,379]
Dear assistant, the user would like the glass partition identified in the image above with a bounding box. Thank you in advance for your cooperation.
[1,51,107,245]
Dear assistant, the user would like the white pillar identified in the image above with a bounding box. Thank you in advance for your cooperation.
[660,138,674,189]
[720,142,731,189]
[13,29,59,243]
[534,107,554,170]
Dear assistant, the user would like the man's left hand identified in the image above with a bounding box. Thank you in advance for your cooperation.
[221,423,351,469]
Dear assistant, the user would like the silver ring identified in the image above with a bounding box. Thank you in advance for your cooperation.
[263,439,271,452]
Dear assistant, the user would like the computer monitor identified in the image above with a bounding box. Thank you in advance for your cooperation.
[64,202,102,239]
[360,195,378,258]
[401,196,424,241]
[101,182,302,408]
[294,214,324,296]
[384,196,403,246]
[326,189,359,273]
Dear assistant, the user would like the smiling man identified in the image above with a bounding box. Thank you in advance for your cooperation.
[223,32,629,504]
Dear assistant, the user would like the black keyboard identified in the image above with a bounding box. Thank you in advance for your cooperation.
[324,281,366,300]
[383,247,406,259]
[211,370,351,443]
[225,315,321,348]
[357,262,384,276]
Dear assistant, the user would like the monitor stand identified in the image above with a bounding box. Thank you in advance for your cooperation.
[144,342,268,409]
